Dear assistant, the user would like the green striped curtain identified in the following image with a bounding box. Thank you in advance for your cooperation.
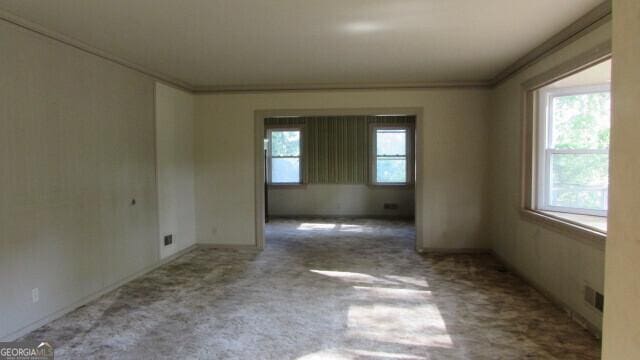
[265,116,415,184]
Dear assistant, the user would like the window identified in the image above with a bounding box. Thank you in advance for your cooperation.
[522,57,611,236]
[371,125,412,185]
[537,85,610,217]
[267,128,302,184]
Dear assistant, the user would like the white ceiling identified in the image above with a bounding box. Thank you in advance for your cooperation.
[0,0,604,89]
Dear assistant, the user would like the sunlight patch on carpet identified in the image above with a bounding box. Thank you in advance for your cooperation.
[347,303,454,348]
[297,222,337,230]
[310,270,397,285]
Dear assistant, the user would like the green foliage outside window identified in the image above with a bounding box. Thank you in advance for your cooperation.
[548,91,610,211]
[271,131,300,156]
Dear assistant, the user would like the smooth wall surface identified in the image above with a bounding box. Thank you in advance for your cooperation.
[268,185,414,218]
[488,21,611,331]
[602,0,640,357]
[0,20,159,339]
[194,89,491,249]
[155,83,196,259]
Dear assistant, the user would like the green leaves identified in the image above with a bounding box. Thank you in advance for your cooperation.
[550,153,608,210]
[551,92,610,150]
[547,91,611,211]
[271,130,301,156]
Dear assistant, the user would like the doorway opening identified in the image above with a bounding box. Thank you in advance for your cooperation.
[254,108,423,252]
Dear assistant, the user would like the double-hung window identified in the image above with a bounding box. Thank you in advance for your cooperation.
[537,85,611,217]
[522,57,611,237]
[267,128,302,184]
[371,125,412,185]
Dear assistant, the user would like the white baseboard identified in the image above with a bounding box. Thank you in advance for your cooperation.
[491,250,602,339]
[420,247,491,254]
[0,244,198,342]
[268,214,415,220]
[197,243,259,250]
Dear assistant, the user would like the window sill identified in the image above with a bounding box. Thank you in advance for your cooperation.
[520,209,606,248]
[541,211,607,233]
[368,183,414,189]
[268,183,307,190]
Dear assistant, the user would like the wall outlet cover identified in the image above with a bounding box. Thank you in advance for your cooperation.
[164,234,173,246]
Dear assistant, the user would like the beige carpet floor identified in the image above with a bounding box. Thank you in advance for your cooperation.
[22,218,600,359]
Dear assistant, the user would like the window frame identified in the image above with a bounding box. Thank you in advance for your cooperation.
[266,126,304,186]
[369,123,414,186]
[520,44,610,243]
[536,84,611,217]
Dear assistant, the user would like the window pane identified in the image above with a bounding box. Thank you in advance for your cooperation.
[551,92,610,150]
[549,153,608,211]
[272,158,300,183]
[376,158,406,183]
[376,129,406,156]
[271,130,300,156]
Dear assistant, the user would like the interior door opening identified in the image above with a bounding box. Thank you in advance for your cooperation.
[255,110,422,252]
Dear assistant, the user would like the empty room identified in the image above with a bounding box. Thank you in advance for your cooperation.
[0,1,638,359]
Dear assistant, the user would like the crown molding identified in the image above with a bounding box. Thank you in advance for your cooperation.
[191,80,491,94]
[489,0,611,87]
[0,8,194,92]
[1,1,611,94]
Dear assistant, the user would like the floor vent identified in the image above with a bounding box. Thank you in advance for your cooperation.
[584,286,604,312]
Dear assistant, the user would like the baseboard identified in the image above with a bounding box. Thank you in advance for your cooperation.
[420,247,491,254]
[268,214,415,220]
[0,244,198,342]
[491,250,602,339]
[197,243,259,250]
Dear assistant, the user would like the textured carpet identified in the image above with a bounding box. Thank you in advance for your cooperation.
[22,218,600,359]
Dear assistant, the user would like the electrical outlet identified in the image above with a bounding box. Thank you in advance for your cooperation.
[164,234,173,246]
[32,288,39,303]
[211,227,217,235]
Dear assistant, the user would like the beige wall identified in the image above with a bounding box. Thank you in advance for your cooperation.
[602,0,640,357]
[2,0,621,346]
[0,20,161,340]
[488,21,611,332]
[155,83,196,258]
[194,89,491,249]
[268,185,414,218]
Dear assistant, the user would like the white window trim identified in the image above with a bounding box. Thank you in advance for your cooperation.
[370,124,414,186]
[266,126,303,185]
[536,84,610,217]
